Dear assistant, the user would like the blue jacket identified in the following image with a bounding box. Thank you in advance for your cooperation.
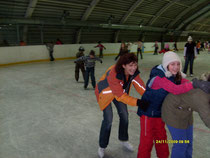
[137,65,176,117]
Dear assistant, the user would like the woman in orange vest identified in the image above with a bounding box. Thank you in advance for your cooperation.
[95,53,149,158]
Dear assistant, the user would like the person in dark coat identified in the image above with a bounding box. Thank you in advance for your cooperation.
[183,36,197,77]
[75,46,85,82]
[162,72,210,158]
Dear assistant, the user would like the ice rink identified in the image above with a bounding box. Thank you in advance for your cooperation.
[0,51,209,158]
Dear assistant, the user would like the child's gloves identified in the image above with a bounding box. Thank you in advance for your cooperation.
[192,78,210,93]
[137,99,150,112]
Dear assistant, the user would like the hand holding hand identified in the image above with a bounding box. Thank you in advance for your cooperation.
[137,99,150,112]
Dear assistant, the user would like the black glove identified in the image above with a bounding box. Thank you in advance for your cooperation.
[74,61,76,63]
[100,61,103,64]
[192,78,210,93]
[137,99,150,112]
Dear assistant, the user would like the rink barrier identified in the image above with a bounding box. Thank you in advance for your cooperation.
[0,51,155,67]
[0,42,185,67]
[0,50,184,67]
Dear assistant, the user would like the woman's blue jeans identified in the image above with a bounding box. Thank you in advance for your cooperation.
[99,99,129,148]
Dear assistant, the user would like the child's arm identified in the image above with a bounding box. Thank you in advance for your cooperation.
[151,76,193,95]
[102,44,106,49]
[75,56,85,62]
[95,57,102,63]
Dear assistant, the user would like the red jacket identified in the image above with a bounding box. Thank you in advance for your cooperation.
[159,48,170,54]
[95,44,105,50]
[95,65,146,110]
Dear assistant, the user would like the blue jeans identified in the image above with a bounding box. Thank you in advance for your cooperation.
[99,99,129,148]
[84,67,95,88]
[183,56,194,75]
[167,125,193,158]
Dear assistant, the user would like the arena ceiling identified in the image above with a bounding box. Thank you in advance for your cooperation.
[0,0,209,44]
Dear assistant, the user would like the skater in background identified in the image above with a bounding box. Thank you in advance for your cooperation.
[46,41,55,61]
[74,46,85,82]
[200,41,204,51]
[127,42,132,53]
[115,43,128,61]
[95,41,106,58]
[205,41,208,50]
[162,72,210,158]
[208,41,210,54]
[75,50,102,89]
[141,41,145,53]
[95,53,149,158]
[152,41,159,55]
[159,44,170,54]
[20,40,26,46]
[135,39,143,59]
[196,40,200,54]
[183,36,197,77]
[56,38,63,45]
[173,42,178,51]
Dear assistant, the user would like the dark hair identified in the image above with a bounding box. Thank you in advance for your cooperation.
[115,53,138,74]
[166,65,182,84]
[174,71,182,85]
[208,74,210,82]
[89,50,95,56]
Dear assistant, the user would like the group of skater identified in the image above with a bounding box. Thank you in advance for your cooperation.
[74,40,146,89]
[49,37,209,158]
[115,40,145,61]
[74,46,102,89]
[74,36,205,91]
[154,36,204,77]
[92,37,210,158]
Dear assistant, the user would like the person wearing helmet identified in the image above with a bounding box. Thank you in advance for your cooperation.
[75,50,102,89]
[75,46,85,82]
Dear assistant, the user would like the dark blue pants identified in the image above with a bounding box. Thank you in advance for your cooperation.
[183,56,194,75]
[99,49,103,58]
[167,125,193,158]
[137,48,143,59]
[84,67,95,88]
[49,51,54,61]
[153,47,158,55]
[99,99,129,148]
